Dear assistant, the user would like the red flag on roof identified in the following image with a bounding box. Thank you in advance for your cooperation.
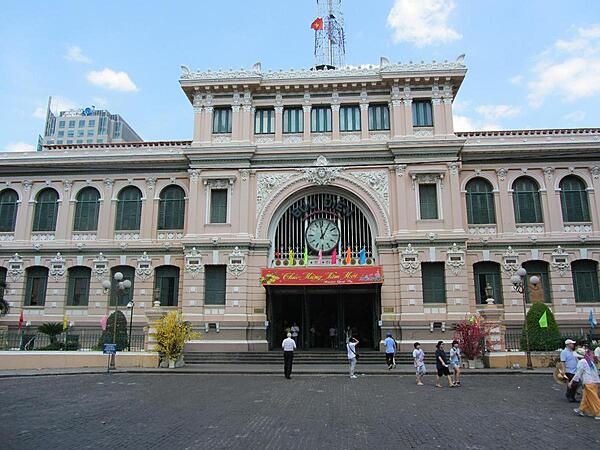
[18,310,24,330]
[311,17,323,30]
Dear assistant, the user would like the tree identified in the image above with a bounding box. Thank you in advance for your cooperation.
[522,302,561,351]
[152,311,199,362]
[38,322,64,349]
[97,311,129,351]
[454,313,491,360]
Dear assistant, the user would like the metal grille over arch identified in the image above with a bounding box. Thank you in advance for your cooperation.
[272,192,375,263]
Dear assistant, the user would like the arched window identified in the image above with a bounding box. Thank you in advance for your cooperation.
[512,177,543,224]
[154,265,180,306]
[522,260,551,303]
[115,186,142,231]
[473,261,503,304]
[66,266,91,306]
[0,189,19,232]
[571,260,600,303]
[560,176,590,223]
[73,187,100,231]
[25,266,49,306]
[32,188,59,231]
[465,178,496,225]
[109,266,135,306]
[158,185,185,230]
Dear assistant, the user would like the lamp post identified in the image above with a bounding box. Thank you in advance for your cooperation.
[510,267,540,370]
[484,282,495,305]
[102,272,132,369]
[127,300,135,351]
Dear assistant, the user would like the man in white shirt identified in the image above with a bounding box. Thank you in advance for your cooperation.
[282,332,296,379]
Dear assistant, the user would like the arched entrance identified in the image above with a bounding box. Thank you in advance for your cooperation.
[261,189,383,350]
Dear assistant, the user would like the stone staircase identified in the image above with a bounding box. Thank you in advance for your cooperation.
[184,350,438,365]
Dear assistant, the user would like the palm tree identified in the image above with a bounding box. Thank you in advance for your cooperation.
[38,322,64,344]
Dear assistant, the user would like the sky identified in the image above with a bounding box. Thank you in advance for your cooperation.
[1,0,599,152]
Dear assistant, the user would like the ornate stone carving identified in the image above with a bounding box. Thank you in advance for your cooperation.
[340,133,360,142]
[446,243,465,275]
[255,136,275,145]
[63,180,73,192]
[400,244,420,275]
[564,224,592,233]
[212,135,231,144]
[447,162,460,176]
[256,172,296,211]
[502,246,519,274]
[551,246,570,277]
[31,233,55,241]
[516,225,545,234]
[411,173,444,190]
[93,253,109,281]
[146,177,157,191]
[50,252,66,280]
[300,156,342,186]
[239,169,249,181]
[369,132,390,141]
[184,247,203,279]
[114,232,140,241]
[496,168,508,181]
[591,166,600,179]
[104,178,114,189]
[468,226,497,235]
[22,180,32,191]
[348,171,389,210]
[188,169,200,183]
[312,134,331,143]
[283,135,303,144]
[7,253,24,282]
[227,246,247,278]
[72,233,97,241]
[136,252,153,280]
[157,231,184,240]
[395,165,407,177]
[414,128,434,137]
[543,167,554,178]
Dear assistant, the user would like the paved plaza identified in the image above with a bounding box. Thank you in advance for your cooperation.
[1,372,599,449]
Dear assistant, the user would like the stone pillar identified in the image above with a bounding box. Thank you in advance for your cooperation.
[443,98,454,134]
[432,98,445,136]
[98,179,115,240]
[274,106,283,142]
[479,305,506,352]
[302,105,311,142]
[192,93,203,144]
[360,103,369,139]
[331,104,340,141]
[403,99,413,136]
[185,169,202,235]
[144,306,166,352]
[391,100,404,137]
[231,105,241,141]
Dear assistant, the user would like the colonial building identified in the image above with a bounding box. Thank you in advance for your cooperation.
[1,58,599,352]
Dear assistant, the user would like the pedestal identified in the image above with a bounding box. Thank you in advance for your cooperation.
[479,305,505,352]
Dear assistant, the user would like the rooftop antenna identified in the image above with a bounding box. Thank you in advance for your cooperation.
[311,0,345,70]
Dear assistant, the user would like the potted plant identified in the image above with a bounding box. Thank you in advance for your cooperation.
[454,313,490,368]
[152,311,200,368]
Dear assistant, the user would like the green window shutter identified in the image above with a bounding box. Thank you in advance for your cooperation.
[255,108,275,134]
[0,189,19,232]
[368,104,390,131]
[419,184,438,219]
[158,185,185,230]
[66,267,91,306]
[560,176,590,223]
[572,260,600,303]
[311,107,332,132]
[32,188,59,232]
[513,177,543,223]
[73,187,100,231]
[340,105,360,132]
[412,100,433,127]
[422,262,446,303]
[204,265,226,305]
[283,107,303,133]
[210,189,228,223]
[213,108,232,133]
[466,178,496,224]
[25,267,49,306]
[115,187,142,231]
[154,266,180,306]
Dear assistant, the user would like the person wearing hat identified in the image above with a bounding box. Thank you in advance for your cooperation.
[281,332,296,379]
[384,331,397,370]
[570,347,600,419]
[561,339,579,402]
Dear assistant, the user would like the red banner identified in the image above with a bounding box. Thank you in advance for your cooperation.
[260,266,383,286]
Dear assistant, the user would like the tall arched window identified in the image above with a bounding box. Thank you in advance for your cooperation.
[32,188,59,232]
[158,185,185,230]
[0,189,19,232]
[115,186,142,231]
[473,261,503,304]
[559,176,590,223]
[154,265,180,306]
[66,266,91,306]
[571,260,600,303]
[465,178,496,225]
[522,260,551,303]
[73,187,100,231]
[512,177,543,224]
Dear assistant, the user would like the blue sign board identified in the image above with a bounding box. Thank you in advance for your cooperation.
[103,343,117,355]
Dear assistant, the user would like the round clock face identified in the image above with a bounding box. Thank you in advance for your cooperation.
[306,219,340,252]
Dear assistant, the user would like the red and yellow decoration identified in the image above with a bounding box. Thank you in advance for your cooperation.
[260,266,383,286]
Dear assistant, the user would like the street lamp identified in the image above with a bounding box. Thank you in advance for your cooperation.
[102,272,132,369]
[510,267,540,370]
[127,300,135,351]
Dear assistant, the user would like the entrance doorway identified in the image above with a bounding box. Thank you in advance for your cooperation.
[266,285,380,350]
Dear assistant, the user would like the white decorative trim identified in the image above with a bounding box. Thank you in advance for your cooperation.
[283,135,303,144]
[212,135,231,144]
[369,131,390,141]
[227,246,247,278]
[72,233,97,241]
[447,162,460,176]
[146,177,157,191]
[551,246,570,277]
[114,232,140,240]
[502,247,519,274]
[564,224,592,233]
[591,166,600,179]
[543,167,554,178]
[299,156,342,186]
[395,165,406,177]
[340,133,360,142]
[348,170,389,210]
[446,243,465,276]
[0,233,15,241]
[184,247,203,279]
[516,225,545,234]
[400,244,420,275]
[31,233,55,241]
[256,172,297,212]
[8,253,24,282]
[255,136,275,145]
[496,168,508,181]
[188,169,200,183]
[413,127,433,137]
[92,253,109,281]
[136,252,153,280]
[157,231,184,240]
[468,226,497,235]
[50,252,66,281]
[312,134,331,143]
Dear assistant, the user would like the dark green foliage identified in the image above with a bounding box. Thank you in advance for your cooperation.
[521,302,562,351]
[38,322,64,344]
[0,298,8,316]
[97,310,129,351]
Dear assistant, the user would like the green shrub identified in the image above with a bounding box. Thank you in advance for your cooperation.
[38,322,64,344]
[97,311,129,351]
[521,302,562,351]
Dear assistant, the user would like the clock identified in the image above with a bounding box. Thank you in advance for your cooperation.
[306,218,340,252]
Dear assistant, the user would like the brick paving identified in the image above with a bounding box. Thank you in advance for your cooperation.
[1,372,599,449]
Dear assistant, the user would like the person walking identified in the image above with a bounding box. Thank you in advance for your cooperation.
[570,347,600,419]
[449,340,462,386]
[435,341,453,388]
[347,336,359,379]
[329,325,337,349]
[290,322,300,347]
[413,342,426,386]
[561,339,579,402]
[282,332,296,379]
[384,331,397,370]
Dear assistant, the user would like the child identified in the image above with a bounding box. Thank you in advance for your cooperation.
[413,342,426,385]
[449,340,462,386]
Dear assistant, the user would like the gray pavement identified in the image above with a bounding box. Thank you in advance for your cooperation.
[1,369,598,449]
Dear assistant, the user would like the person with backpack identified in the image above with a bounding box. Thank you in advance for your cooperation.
[384,331,396,370]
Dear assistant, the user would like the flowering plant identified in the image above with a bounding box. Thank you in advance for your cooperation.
[453,313,491,360]
[152,311,200,362]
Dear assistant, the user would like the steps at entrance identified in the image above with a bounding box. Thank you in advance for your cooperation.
[184,351,438,365]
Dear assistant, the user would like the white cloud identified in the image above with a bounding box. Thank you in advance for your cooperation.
[86,68,138,92]
[563,110,586,122]
[32,96,77,119]
[527,25,600,107]
[475,105,522,120]
[509,75,523,85]
[453,114,500,132]
[5,142,36,152]
[386,0,461,47]
[65,45,92,63]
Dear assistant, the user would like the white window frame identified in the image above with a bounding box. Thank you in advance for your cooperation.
[203,178,235,225]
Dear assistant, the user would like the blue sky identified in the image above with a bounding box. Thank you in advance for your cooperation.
[1,0,599,151]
